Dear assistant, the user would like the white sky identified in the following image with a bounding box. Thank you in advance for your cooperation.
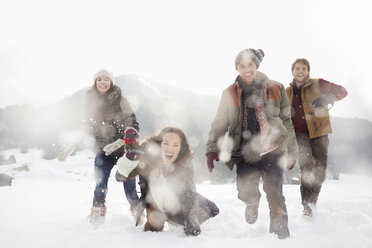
[1,0,371,121]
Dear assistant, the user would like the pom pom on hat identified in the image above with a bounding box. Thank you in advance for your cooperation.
[93,69,115,84]
[235,49,265,69]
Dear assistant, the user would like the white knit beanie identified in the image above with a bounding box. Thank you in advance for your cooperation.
[235,49,265,69]
[93,69,115,84]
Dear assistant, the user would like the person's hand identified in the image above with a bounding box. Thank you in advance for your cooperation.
[287,160,296,170]
[184,221,201,236]
[206,152,219,173]
[124,127,142,161]
[115,170,127,182]
[57,144,75,161]
[312,93,335,109]
[103,139,124,156]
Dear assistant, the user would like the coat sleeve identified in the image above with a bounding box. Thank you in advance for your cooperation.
[319,78,348,101]
[119,97,140,132]
[206,92,230,154]
[279,85,298,160]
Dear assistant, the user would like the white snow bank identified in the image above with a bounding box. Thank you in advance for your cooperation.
[0,149,371,248]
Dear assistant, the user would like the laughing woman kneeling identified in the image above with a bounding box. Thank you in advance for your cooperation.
[116,127,219,236]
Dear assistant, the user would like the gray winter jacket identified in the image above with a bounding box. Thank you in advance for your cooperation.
[206,72,298,170]
[85,85,139,156]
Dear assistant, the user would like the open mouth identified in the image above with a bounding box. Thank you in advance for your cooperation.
[165,152,173,159]
[97,85,108,91]
[244,73,253,77]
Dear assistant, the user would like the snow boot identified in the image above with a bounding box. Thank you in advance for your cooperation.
[271,227,290,239]
[89,205,106,227]
[245,203,258,224]
[269,216,290,239]
[302,204,313,219]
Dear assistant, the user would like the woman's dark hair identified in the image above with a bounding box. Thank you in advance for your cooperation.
[291,58,310,72]
[154,126,193,165]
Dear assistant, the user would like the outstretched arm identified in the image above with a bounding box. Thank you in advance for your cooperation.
[57,144,76,161]
[116,156,139,178]
[319,78,348,101]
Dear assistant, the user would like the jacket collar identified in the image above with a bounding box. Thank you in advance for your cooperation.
[230,71,269,106]
[233,71,269,88]
[290,77,312,89]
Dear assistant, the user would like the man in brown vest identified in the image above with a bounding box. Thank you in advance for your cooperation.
[286,58,348,218]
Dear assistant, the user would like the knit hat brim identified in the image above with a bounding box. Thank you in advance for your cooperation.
[235,49,265,69]
[93,69,115,84]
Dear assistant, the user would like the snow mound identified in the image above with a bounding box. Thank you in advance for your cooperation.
[0,149,371,248]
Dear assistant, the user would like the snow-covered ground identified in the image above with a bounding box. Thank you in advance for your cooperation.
[1,149,372,248]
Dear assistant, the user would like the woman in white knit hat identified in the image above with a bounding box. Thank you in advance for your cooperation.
[58,69,141,226]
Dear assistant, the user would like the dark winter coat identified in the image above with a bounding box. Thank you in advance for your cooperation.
[286,78,348,139]
[206,71,298,170]
[85,85,139,156]
[124,136,197,219]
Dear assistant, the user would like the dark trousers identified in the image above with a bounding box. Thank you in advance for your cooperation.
[145,193,219,231]
[93,154,139,208]
[167,193,220,226]
[296,133,329,207]
[236,150,288,235]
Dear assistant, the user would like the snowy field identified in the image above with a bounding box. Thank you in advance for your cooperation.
[1,149,372,248]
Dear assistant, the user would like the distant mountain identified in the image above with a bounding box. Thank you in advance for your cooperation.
[0,75,222,181]
[329,116,372,175]
[0,75,371,182]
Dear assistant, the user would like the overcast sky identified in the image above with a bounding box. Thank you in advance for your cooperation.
[1,0,371,121]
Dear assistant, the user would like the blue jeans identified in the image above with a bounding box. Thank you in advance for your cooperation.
[93,154,139,208]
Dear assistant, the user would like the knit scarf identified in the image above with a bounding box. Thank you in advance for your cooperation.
[86,85,122,122]
[237,75,263,145]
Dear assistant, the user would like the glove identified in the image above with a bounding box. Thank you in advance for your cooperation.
[206,152,219,173]
[124,127,139,144]
[124,127,142,161]
[57,144,75,161]
[184,221,201,236]
[116,155,139,177]
[103,139,124,156]
[287,160,296,170]
[312,93,335,109]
